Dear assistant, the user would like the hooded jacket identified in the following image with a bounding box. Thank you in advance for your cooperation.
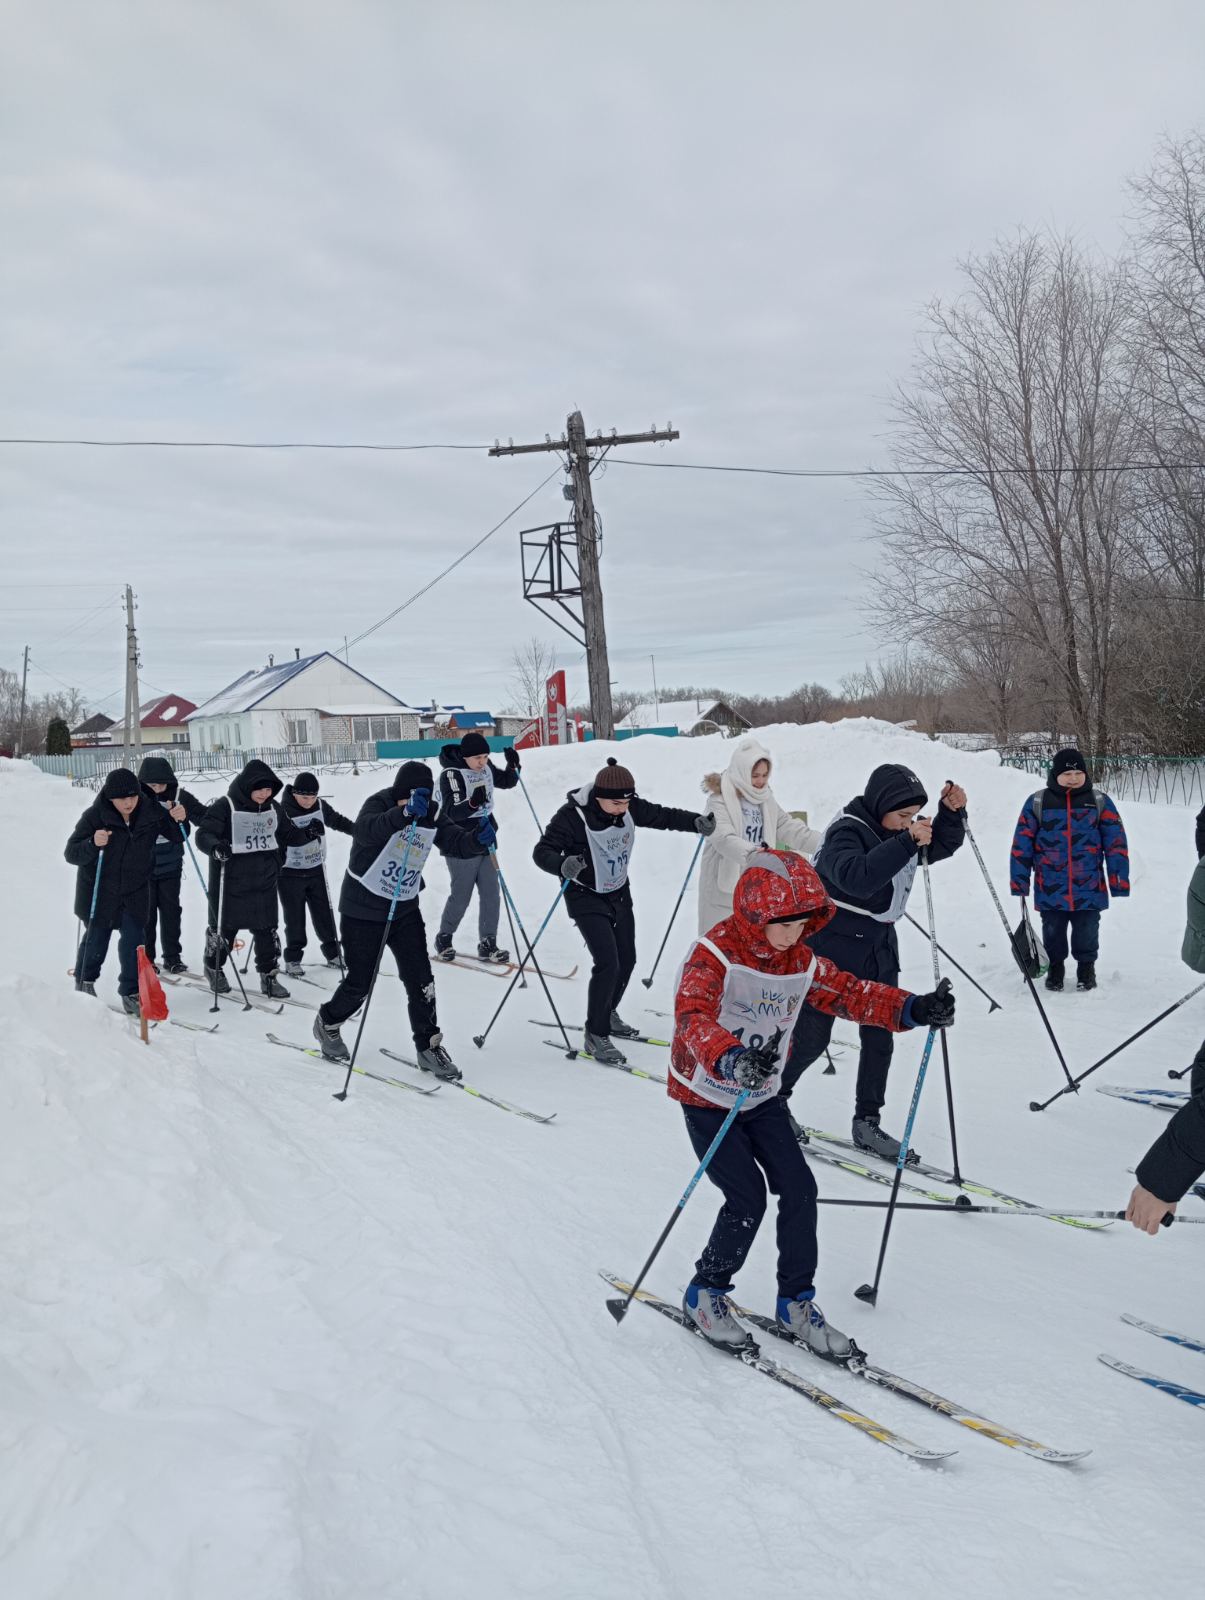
[65,773,180,928]
[278,783,355,874]
[669,851,914,1110]
[697,739,822,933]
[137,755,208,879]
[533,782,702,901]
[338,765,481,923]
[195,760,310,928]
[437,743,519,855]
[1009,761,1129,912]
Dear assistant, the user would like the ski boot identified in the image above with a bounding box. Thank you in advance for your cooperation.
[433,932,457,963]
[1045,961,1065,992]
[786,1109,809,1145]
[77,980,97,996]
[776,1292,857,1363]
[120,993,141,1017]
[1076,961,1097,991]
[683,1283,754,1350]
[416,1033,462,1081]
[203,963,232,995]
[162,958,187,976]
[583,1030,627,1065]
[321,946,343,969]
[284,961,306,979]
[852,1115,918,1166]
[260,971,291,1000]
[609,1010,640,1038]
[312,1012,350,1063]
[477,937,510,964]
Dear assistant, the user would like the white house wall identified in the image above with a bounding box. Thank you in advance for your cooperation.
[258,657,400,712]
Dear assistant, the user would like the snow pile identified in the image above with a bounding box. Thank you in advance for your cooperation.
[0,729,1201,1599]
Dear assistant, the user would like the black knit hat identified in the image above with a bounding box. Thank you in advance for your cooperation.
[1051,748,1088,781]
[293,771,320,794]
[101,767,141,800]
[392,760,435,801]
[459,732,490,758]
[863,763,927,822]
[593,757,636,800]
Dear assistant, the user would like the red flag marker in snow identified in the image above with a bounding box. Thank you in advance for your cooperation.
[137,946,169,1024]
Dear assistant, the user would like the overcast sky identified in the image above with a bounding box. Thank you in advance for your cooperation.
[4,1,1205,718]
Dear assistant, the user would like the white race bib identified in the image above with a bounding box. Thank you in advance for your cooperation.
[350,824,436,902]
[669,938,816,1109]
[285,808,326,871]
[739,798,765,847]
[585,814,636,893]
[822,810,917,924]
[230,804,279,855]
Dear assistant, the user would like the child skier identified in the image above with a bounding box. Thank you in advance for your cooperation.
[65,766,187,1010]
[137,754,208,974]
[778,764,966,1162]
[434,732,522,965]
[1009,748,1129,993]
[697,737,822,933]
[311,760,487,1080]
[671,849,955,1351]
[533,756,715,1065]
[278,771,354,977]
[195,759,311,999]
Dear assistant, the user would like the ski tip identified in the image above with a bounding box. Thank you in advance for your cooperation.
[854,1284,878,1306]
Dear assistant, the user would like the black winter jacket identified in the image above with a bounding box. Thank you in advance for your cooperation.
[278,784,355,875]
[813,787,964,922]
[195,760,310,928]
[533,783,701,903]
[65,791,179,928]
[137,756,208,879]
[437,743,520,856]
[339,773,480,923]
[1135,1095,1205,1203]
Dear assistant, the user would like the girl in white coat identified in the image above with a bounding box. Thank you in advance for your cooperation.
[697,739,823,933]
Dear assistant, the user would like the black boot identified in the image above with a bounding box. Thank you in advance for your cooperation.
[1045,961,1065,992]
[477,937,510,964]
[260,971,290,1000]
[312,1012,350,1063]
[120,993,141,1016]
[1076,961,1097,991]
[203,963,232,995]
[434,932,457,962]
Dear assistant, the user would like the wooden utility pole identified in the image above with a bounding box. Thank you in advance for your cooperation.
[14,644,30,757]
[122,585,143,758]
[490,412,677,739]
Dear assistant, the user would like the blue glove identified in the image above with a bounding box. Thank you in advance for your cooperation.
[404,787,431,820]
[476,816,497,850]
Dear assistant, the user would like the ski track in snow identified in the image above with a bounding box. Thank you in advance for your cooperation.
[1,720,1203,1600]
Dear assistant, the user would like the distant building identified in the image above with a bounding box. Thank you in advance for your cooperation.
[186,651,412,752]
[70,712,117,748]
[615,699,751,737]
[138,693,197,747]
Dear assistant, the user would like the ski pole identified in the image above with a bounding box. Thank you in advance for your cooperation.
[902,911,1001,1013]
[820,1198,1191,1225]
[210,858,228,1014]
[517,772,543,834]
[76,846,106,991]
[921,849,962,1187]
[854,984,950,1308]
[640,835,705,989]
[490,852,575,1054]
[1026,979,1205,1107]
[498,863,526,989]
[320,857,345,977]
[962,816,1076,1093]
[333,822,417,1101]
[606,1087,754,1326]
[473,881,569,1050]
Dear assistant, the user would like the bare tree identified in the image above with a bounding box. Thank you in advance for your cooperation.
[504,636,560,717]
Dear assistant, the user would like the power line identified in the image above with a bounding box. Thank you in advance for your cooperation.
[0,437,489,452]
[343,467,562,651]
[607,457,1205,480]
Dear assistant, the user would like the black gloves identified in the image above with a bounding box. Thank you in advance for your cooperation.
[910,977,956,1028]
[504,747,521,771]
[212,843,232,864]
[560,854,586,881]
[724,1028,784,1088]
[695,813,717,836]
[469,789,491,810]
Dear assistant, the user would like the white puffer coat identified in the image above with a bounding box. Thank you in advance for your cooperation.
[696,739,823,933]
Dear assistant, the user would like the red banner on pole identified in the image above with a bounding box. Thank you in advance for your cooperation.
[545,671,567,745]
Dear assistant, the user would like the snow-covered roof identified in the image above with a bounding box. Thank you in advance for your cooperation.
[615,699,737,734]
[187,653,404,719]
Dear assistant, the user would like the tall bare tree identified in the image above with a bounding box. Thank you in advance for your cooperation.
[505,636,560,717]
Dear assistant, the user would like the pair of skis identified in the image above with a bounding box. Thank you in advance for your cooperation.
[600,1273,1088,1465]
[436,954,579,981]
[1101,1314,1205,1409]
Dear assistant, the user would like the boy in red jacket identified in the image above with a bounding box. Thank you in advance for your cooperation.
[670,850,956,1357]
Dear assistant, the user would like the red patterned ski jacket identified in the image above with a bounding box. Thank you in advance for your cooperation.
[670,850,913,1109]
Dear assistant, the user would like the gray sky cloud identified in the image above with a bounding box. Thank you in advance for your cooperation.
[4,0,1205,716]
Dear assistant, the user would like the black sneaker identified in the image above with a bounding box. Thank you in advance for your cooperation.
[260,972,290,1000]
[434,933,457,962]
[312,1012,350,1063]
[416,1033,462,1081]
[1076,961,1097,991]
[163,958,187,975]
[1045,961,1065,992]
[609,1010,640,1038]
[77,980,97,996]
[477,938,510,964]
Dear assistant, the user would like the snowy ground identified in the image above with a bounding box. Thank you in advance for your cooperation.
[1,720,1202,1600]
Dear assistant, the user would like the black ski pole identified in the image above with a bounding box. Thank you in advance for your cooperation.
[473,882,570,1051]
[490,852,575,1054]
[822,1197,1186,1224]
[640,835,704,989]
[1029,979,1205,1107]
[961,817,1076,1093]
[210,858,228,1015]
[902,911,1001,1013]
[823,1048,837,1075]
[333,823,418,1102]
[76,846,106,991]
[854,984,949,1308]
[920,848,962,1186]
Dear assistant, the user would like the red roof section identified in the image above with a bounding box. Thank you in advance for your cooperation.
[139,693,198,729]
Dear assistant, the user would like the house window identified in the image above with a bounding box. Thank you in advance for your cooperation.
[370,716,388,740]
[286,719,309,745]
[352,717,370,741]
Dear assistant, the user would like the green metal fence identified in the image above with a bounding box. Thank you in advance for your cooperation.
[1000,750,1205,807]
